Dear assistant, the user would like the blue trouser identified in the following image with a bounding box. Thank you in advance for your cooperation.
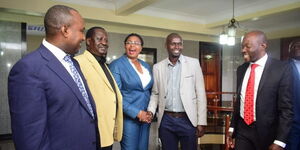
[159,113,197,150]
[121,117,150,150]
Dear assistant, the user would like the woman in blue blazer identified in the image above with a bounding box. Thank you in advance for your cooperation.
[109,33,153,150]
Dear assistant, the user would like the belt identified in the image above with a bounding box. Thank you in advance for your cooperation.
[164,111,186,118]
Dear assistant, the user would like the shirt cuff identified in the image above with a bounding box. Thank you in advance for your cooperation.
[274,140,286,148]
[229,127,234,133]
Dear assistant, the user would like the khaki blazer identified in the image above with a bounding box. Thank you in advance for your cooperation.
[75,51,123,147]
[147,55,207,127]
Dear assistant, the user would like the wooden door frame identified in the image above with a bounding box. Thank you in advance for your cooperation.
[199,41,222,105]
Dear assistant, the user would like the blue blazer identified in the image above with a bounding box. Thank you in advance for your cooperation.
[109,55,153,119]
[286,59,300,150]
[290,59,300,128]
[8,44,99,150]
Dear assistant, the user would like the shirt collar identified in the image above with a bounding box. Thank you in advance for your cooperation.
[42,39,68,61]
[90,52,106,64]
[167,54,182,66]
[251,53,268,67]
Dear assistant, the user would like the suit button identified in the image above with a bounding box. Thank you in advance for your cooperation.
[113,118,115,121]
[92,141,96,145]
[90,120,95,123]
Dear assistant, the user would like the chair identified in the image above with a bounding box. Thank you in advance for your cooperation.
[199,92,236,150]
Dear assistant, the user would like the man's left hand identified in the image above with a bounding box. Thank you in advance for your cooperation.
[196,125,205,137]
[269,144,283,150]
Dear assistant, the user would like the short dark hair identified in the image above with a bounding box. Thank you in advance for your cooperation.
[86,26,106,39]
[124,33,144,46]
[289,39,300,53]
[166,33,182,44]
[245,30,268,45]
[44,5,77,36]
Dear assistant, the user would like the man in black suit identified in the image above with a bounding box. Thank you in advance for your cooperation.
[227,30,293,150]
[286,39,300,150]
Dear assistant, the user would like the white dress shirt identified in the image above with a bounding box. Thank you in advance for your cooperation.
[240,54,267,121]
[128,58,151,89]
[42,39,87,90]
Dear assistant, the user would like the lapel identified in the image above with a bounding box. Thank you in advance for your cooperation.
[180,55,187,88]
[237,63,249,95]
[121,55,143,89]
[39,45,94,119]
[290,59,300,91]
[256,57,272,97]
[162,58,169,93]
[84,51,114,92]
[291,60,300,82]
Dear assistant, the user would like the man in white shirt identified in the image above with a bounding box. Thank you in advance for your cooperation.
[8,5,100,150]
[227,31,293,150]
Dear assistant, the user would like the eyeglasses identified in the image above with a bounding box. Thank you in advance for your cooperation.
[125,41,142,46]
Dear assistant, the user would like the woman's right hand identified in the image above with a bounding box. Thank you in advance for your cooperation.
[137,110,152,123]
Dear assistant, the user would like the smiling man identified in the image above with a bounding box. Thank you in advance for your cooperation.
[8,5,100,150]
[147,33,207,150]
[227,30,293,150]
[75,27,123,150]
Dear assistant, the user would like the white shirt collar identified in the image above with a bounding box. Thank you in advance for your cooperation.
[42,39,68,61]
[251,53,268,67]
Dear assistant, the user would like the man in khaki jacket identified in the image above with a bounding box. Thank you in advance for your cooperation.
[147,33,207,150]
[75,27,123,150]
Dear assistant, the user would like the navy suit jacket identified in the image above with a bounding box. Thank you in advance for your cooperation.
[230,57,293,149]
[109,55,153,119]
[8,44,99,150]
[286,59,300,150]
[289,59,300,127]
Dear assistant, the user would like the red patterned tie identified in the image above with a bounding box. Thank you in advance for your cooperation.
[244,64,259,125]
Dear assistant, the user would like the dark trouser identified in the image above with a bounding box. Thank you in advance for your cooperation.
[286,125,300,150]
[159,113,197,150]
[100,145,112,150]
[235,118,261,150]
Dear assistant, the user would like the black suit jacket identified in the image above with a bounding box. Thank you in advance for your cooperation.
[230,57,293,149]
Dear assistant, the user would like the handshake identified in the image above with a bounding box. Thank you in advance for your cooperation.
[137,110,153,123]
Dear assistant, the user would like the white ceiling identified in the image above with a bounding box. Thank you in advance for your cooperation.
[54,0,300,37]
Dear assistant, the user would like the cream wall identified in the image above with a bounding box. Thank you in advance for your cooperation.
[27,35,43,53]
[27,32,200,64]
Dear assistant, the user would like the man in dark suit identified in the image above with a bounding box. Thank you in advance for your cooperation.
[8,5,100,150]
[286,39,300,150]
[227,30,293,150]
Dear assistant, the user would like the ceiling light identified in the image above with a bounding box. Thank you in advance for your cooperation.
[219,29,228,45]
[219,0,240,46]
[227,36,235,46]
[7,63,11,68]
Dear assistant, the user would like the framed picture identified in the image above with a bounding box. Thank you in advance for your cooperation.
[138,47,157,68]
